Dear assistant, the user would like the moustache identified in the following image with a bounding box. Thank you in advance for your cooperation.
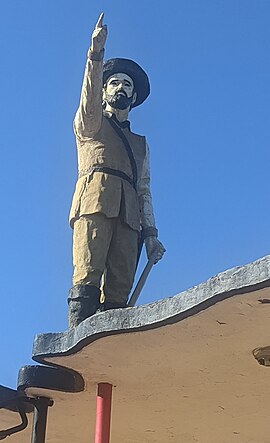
[115,90,128,98]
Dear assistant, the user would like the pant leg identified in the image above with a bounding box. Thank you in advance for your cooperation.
[104,218,139,304]
[72,213,113,287]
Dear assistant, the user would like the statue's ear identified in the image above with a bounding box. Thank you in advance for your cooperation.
[131,92,137,105]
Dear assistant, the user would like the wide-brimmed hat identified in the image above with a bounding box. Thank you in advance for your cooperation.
[103,58,150,107]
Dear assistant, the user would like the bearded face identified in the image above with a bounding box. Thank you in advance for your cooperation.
[103,73,137,110]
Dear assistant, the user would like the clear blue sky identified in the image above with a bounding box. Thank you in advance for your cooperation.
[0,0,269,387]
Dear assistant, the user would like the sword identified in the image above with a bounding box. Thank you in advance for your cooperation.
[127,248,159,307]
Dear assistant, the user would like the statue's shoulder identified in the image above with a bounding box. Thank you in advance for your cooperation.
[129,129,146,141]
[129,131,146,149]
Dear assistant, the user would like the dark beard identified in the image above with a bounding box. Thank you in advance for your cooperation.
[105,92,133,110]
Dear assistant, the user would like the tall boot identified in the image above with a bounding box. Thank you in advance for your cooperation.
[103,301,127,311]
[68,285,101,329]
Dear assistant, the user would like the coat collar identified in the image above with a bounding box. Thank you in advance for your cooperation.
[104,111,131,130]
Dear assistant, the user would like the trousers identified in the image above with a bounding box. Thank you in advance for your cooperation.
[72,213,139,304]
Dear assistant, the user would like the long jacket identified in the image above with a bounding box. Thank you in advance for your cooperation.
[69,49,156,232]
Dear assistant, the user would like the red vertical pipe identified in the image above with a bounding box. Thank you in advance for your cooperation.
[94,383,113,443]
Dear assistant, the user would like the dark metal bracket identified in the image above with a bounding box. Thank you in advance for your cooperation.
[0,385,32,440]
[0,394,53,442]
[1,364,83,442]
[0,401,28,440]
[30,397,54,443]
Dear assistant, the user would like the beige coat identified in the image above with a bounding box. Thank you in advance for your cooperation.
[69,52,156,232]
[69,115,146,231]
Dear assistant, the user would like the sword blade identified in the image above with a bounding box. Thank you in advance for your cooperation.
[127,249,159,307]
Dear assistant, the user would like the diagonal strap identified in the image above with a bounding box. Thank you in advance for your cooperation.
[106,116,138,190]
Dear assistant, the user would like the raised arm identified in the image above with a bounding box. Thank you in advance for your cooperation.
[74,13,107,138]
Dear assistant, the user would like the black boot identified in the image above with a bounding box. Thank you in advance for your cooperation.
[103,301,127,311]
[68,285,101,328]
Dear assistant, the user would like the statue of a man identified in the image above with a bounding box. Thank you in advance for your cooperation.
[68,13,165,328]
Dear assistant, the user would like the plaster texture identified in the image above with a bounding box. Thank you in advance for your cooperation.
[33,255,270,359]
[1,255,270,442]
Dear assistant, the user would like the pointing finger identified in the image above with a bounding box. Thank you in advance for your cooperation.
[96,12,104,29]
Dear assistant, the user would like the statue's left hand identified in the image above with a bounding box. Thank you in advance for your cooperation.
[145,236,166,264]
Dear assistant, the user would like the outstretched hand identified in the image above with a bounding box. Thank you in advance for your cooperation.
[91,12,107,52]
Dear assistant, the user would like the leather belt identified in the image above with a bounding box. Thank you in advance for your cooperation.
[78,166,136,190]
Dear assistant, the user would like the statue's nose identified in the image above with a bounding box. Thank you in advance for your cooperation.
[117,82,124,90]
[115,84,126,94]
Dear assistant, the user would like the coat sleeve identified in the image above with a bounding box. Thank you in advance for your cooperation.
[137,142,157,229]
[73,49,104,138]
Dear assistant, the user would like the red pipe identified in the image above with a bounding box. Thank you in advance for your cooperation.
[94,383,113,443]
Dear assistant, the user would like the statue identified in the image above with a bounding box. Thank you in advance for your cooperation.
[68,13,166,328]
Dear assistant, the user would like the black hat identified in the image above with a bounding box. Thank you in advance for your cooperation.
[103,58,150,107]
